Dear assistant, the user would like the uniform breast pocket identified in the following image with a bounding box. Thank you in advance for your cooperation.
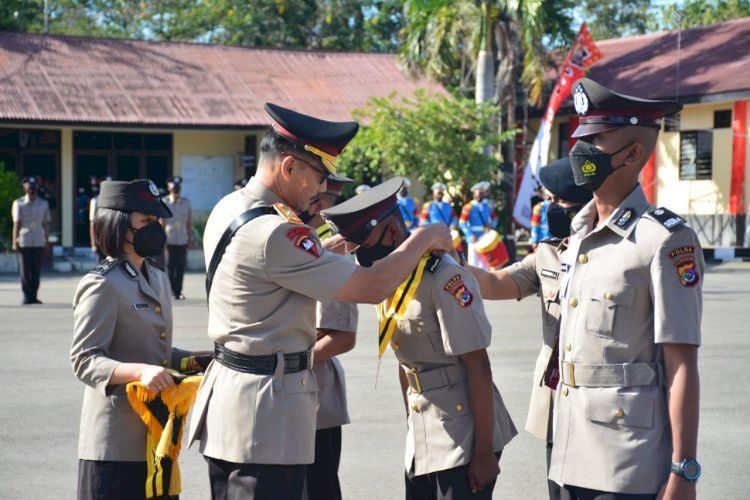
[429,383,472,421]
[397,319,431,341]
[542,287,561,328]
[586,390,655,429]
[584,286,635,340]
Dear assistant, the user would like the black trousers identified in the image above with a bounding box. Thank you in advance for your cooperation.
[77,459,178,500]
[306,426,342,500]
[206,456,305,500]
[166,244,187,296]
[561,485,657,500]
[547,442,562,500]
[405,452,501,500]
[18,246,43,302]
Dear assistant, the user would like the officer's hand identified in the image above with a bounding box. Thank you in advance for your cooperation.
[418,223,452,253]
[139,365,177,392]
[322,234,357,255]
[657,474,695,500]
[468,451,500,493]
[12,241,18,252]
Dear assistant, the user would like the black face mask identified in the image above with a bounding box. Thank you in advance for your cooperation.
[569,138,632,191]
[26,188,37,196]
[546,202,582,239]
[128,221,167,258]
[356,227,396,267]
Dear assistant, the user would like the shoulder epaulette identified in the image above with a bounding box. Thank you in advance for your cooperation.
[146,257,165,272]
[426,253,442,273]
[539,237,562,246]
[273,202,303,224]
[88,258,120,276]
[646,207,686,232]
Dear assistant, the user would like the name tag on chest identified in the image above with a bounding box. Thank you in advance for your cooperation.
[540,268,559,280]
[133,303,150,311]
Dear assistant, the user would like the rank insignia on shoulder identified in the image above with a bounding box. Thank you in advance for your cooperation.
[274,203,303,224]
[648,207,686,232]
[443,274,473,307]
[286,226,320,258]
[88,258,120,276]
[614,208,636,229]
[674,256,700,287]
[426,253,442,273]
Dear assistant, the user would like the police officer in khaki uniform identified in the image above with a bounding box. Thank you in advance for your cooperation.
[187,104,452,499]
[70,179,205,500]
[549,79,703,499]
[11,176,51,304]
[300,173,358,500]
[162,176,192,300]
[321,178,517,500]
[467,158,592,500]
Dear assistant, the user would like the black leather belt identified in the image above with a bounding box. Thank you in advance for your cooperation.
[214,343,313,375]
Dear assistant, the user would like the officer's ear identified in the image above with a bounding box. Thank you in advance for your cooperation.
[279,155,296,180]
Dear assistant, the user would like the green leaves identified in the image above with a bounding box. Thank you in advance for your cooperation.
[338,90,517,199]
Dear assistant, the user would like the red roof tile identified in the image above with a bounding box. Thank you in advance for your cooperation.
[0,32,441,128]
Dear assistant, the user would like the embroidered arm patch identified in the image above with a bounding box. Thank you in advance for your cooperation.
[443,274,474,307]
[286,226,320,258]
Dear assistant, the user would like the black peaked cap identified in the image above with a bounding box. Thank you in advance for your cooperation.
[264,103,359,154]
[98,179,172,218]
[538,157,593,204]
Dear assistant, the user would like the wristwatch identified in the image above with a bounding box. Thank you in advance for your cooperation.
[671,458,701,482]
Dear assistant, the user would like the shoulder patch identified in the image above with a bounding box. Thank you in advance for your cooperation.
[443,274,474,308]
[273,203,303,224]
[614,208,636,229]
[146,257,165,272]
[675,256,700,287]
[425,253,442,273]
[286,226,319,258]
[88,258,120,276]
[647,207,686,232]
[669,245,695,259]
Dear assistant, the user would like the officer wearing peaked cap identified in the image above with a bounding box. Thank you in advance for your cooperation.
[321,177,517,500]
[162,176,192,300]
[467,158,592,500]
[11,176,51,304]
[187,104,452,499]
[549,79,703,499]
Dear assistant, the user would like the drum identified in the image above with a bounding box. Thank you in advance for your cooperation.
[474,230,509,269]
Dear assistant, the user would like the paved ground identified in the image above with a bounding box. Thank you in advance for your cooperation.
[0,262,748,499]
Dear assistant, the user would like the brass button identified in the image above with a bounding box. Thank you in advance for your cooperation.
[159,332,167,339]
[455,404,463,412]
[416,326,422,333]
[411,404,420,413]
[578,254,589,264]
[605,291,614,301]
[565,343,572,352]
[154,306,161,314]
[392,341,400,351]
[569,297,578,308]
[562,387,569,396]
[161,359,168,367]
[615,408,624,418]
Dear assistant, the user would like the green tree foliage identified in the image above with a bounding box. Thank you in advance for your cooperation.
[581,0,652,40]
[657,0,750,30]
[338,91,517,201]
[0,168,22,252]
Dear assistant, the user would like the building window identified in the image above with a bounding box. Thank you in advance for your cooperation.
[558,122,570,158]
[713,109,732,128]
[679,131,712,180]
[242,135,258,178]
[664,113,680,132]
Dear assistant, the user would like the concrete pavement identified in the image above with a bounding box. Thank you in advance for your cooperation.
[0,262,747,499]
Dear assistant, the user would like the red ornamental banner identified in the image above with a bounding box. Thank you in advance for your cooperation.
[730,100,747,214]
[512,23,602,228]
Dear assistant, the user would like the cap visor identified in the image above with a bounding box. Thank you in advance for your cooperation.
[571,123,623,138]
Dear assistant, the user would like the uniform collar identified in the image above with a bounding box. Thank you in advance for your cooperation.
[571,184,650,240]
[119,258,163,306]
[245,177,285,206]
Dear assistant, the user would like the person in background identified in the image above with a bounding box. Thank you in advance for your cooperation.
[420,182,458,229]
[234,177,248,191]
[11,176,50,305]
[530,192,553,250]
[71,179,206,500]
[397,178,420,231]
[459,181,497,269]
[162,176,192,300]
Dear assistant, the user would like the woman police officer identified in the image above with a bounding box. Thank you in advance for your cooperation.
[70,179,202,500]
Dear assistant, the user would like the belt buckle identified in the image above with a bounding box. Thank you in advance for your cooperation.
[563,361,575,387]
[407,368,422,394]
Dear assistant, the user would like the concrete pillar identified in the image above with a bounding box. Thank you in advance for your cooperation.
[61,128,73,247]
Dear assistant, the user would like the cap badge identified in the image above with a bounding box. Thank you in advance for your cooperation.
[148,181,160,197]
[581,160,597,176]
[573,85,589,115]
[630,117,639,125]
[370,219,378,227]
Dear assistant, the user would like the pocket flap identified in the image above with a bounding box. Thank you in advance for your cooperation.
[428,383,472,421]
[586,391,654,428]
[585,285,635,308]
[282,371,318,395]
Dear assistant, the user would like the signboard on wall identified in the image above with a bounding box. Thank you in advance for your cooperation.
[180,155,234,211]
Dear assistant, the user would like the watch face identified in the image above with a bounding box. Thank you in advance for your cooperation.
[683,461,701,480]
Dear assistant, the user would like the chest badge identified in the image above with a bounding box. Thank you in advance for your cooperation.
[615,208,635,229]
[133,303,151,311]
[443,274,473,308]
[540,268,559,280]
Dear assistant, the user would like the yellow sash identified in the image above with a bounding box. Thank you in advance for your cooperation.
[376,252,430,357]
[316,223,333,241]
[126,375,202,499]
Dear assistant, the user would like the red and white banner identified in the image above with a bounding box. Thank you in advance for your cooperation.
[730,100,747,215]
[512,23,602,228]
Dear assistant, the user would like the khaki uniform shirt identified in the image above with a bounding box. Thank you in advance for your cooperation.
[188,177,357,464]
[393,255,517,476]
[549,186,703,494]
[12,196,50,247]
[70,259,189,461]
[505,239,565,442]
[163,196,191,246]
[314,299,358,430]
